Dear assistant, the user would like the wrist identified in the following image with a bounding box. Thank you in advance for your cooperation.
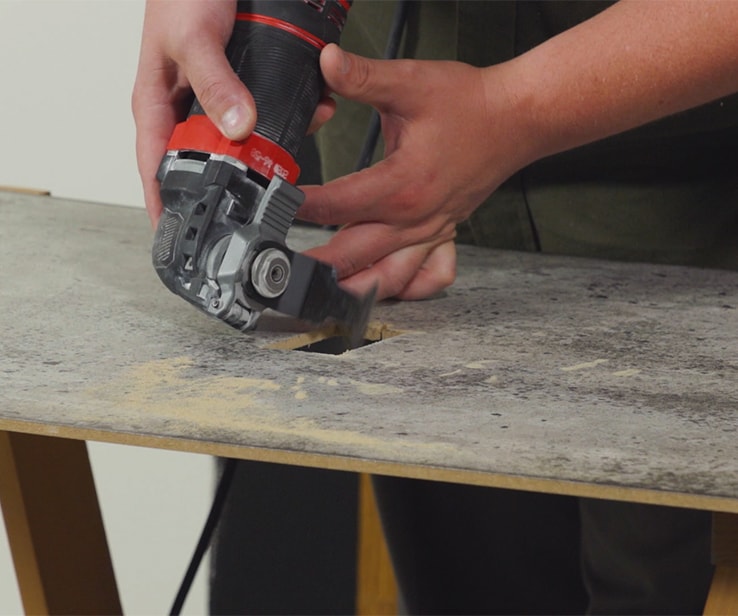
[478,60,548,176]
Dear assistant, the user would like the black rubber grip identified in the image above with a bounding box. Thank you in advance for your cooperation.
[190,0,350,159]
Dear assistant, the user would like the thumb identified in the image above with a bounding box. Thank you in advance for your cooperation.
[320,43,403,111]
[183,39,257,140]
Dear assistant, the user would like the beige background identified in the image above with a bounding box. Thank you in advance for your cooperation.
[0,1,212,613]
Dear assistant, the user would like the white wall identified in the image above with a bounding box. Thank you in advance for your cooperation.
[0,2,212,613]
[0,0,144,207]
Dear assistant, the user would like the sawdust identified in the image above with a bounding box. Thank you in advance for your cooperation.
[612,368,642,377]
[84,356,457,459]
[86,356,282,430]
[561,359,609,372]
[350,381,404,396]
[465,360,498,369]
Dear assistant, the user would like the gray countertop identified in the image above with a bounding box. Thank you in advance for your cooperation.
[2,192,737,512]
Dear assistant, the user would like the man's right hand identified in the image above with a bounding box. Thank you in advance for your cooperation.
[132,0,255,227]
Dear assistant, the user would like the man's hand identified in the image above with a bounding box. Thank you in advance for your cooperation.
[298,45,527,301]
[299,1,738,302]
[132,0,255,227]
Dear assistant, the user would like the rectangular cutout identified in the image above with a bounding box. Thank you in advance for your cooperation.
[267,321,404,355]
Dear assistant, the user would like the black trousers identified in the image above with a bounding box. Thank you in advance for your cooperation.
[210,462,359,615]
[372,475,714,615]
[210,462,713,615]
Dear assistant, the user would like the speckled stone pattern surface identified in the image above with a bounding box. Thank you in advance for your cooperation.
[2,192,737,509]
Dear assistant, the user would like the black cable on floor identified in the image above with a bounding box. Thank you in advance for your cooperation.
[169,457,238,616]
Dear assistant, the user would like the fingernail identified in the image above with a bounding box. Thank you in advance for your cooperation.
[221,104,250,140]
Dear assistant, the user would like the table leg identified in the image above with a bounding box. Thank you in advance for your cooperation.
[704,512,738,615]
[0,431,121,615]
[356,473,398,615]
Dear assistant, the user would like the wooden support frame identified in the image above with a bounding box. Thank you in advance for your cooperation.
[0,431,121,615]
[356,474,398,615]
[1,431,738,615]
[704,512,738,615]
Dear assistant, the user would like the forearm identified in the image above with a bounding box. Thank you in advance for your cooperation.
[501,0,738,164]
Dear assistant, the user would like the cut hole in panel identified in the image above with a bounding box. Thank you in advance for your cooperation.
[268,321,404,355]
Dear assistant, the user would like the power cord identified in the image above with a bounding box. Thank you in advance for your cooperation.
[169,457,237,616]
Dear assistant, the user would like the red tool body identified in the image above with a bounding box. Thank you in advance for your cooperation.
[152,0,372,343]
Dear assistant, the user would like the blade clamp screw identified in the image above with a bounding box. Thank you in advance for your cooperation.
[251,248,291,298]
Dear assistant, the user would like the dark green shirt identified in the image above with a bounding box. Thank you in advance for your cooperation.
[317,1,738,269]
